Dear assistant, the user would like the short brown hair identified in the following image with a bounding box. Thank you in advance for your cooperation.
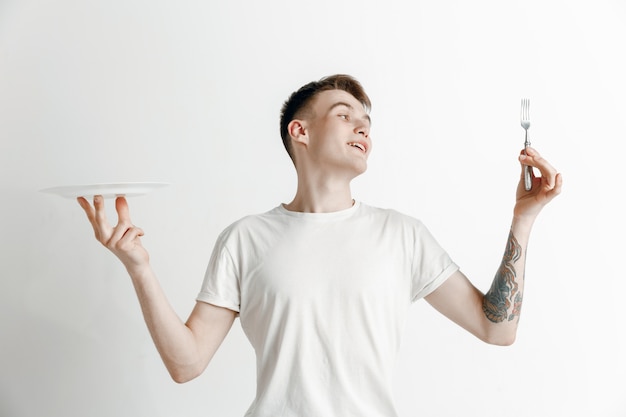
[279,74,371,162]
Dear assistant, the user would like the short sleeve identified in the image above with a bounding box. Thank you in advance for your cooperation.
[410,222,459,302]
[196,230,241,312]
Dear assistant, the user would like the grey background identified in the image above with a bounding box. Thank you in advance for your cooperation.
[1,0,624,416]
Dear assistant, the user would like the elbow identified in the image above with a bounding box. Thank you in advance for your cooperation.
[171,374,192,384]
[492,336,516,347]
[165,350,215,383]
[168,365,203,384]
[170,371,199,384]
[483,332,517,347]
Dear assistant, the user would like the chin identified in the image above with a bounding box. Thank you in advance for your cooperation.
[351,162,368,177]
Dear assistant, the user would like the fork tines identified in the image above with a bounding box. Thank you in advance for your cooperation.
[520,98,530,125]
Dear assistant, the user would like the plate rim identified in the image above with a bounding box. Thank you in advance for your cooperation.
[40,182,170,198]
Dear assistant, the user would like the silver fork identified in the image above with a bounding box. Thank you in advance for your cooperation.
[520,98,532,191]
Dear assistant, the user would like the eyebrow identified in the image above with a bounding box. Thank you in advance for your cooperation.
[328,102,372,126]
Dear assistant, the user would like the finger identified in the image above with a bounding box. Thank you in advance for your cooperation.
[115,196,132,224]
[545,172,563,200]
[518,148,531,170]
[108,197,133,243]
[518,151,536,188]
[77,196,108,241]
[519,146,542,165]
[109,220,142,247]
[77,197,96,225]
[92,195,114,240]
[519,147,558,189]
[114,225,145,251]
[93,195,108,223]
[123,226,145,241]
[108,197,141,246]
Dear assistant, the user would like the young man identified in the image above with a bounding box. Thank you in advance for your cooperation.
[78,74,562,416]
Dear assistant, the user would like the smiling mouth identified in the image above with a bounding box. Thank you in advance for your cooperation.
[348,142,366,152]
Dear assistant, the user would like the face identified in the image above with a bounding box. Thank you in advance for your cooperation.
[295,89,372,179]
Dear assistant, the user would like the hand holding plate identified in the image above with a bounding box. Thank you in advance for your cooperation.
[77,195,150,272]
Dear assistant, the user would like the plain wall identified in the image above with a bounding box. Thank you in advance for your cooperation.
[1,0,624,416]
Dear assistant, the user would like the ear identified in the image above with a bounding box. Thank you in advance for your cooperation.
[288,119,308,146]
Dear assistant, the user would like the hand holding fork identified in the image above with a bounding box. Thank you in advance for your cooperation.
[512,98,562,221]
[520,98,532,191]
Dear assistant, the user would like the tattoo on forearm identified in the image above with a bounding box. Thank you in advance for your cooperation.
[482,230,523,323]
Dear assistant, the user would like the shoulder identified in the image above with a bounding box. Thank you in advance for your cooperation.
[216,206,285,243]
[358,202,425,228]
[357,203,438,246]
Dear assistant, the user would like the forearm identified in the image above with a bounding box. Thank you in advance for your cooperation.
[482,216,534,343]
[126,264,203,381]
[77,196,229,381]
[426,149,560,345]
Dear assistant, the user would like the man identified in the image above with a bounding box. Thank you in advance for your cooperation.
[78,74,562,416]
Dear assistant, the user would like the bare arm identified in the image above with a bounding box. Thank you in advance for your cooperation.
[425,147,562,345]
[77,196,236,382]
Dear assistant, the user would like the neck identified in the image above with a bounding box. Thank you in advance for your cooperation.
[284,172,354,213]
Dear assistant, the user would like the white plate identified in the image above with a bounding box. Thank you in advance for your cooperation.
[40,182,169,199]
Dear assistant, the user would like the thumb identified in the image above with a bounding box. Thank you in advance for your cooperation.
[115,196,132,224]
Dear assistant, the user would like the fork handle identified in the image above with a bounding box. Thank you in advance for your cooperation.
[524,164,532,191]
[523,130,532,191]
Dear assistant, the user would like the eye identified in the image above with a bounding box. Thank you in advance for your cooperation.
[338,114,350,121]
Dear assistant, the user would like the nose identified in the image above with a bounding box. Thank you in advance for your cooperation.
[355,122,370,139]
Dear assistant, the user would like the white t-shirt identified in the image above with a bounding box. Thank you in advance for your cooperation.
[197,201,458,417]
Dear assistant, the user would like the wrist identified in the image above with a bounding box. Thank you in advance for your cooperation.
[511,214,535,234]
[125,262,153,280]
